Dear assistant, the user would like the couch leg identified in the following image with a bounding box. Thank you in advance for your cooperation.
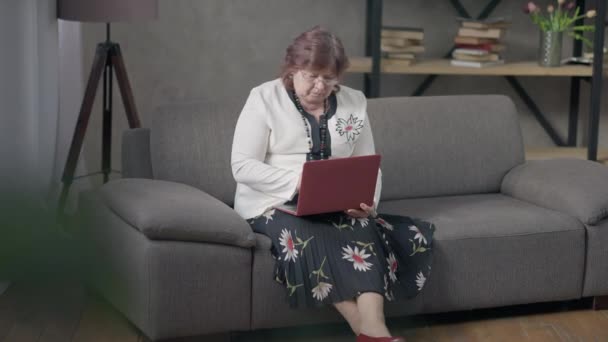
[593,295,608,310]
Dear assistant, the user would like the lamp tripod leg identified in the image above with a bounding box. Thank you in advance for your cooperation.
[111,45,141,128]
[102,56,113,184]
[57,42,142,226]
[57,44,109,222]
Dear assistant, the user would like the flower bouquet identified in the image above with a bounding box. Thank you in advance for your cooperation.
[524,0,596,66]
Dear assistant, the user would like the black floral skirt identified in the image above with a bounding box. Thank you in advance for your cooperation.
[248,209,435,309]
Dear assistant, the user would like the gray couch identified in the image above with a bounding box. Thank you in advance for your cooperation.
[77,95,608,341]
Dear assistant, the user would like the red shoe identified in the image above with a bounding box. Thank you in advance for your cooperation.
[356,333,406,342]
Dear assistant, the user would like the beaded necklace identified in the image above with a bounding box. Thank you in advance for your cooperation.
[293,91,330,160]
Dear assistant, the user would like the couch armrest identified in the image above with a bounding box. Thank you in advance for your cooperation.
[501,158,608,225]
[98,178,256,248]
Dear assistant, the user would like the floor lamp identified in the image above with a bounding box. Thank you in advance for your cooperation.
[57,0,158,217]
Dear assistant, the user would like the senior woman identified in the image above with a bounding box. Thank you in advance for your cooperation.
[231,26,434,342]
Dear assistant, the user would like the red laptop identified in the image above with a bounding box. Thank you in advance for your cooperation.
[275,154,381,216]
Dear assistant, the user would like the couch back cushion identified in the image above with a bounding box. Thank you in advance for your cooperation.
[148,101,243,206]
[368,95,524,200]
[146,95,524,206]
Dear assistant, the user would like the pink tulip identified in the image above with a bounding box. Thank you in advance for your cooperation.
[524,1,538,14]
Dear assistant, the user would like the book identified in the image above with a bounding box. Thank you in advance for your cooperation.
[453,48,490,56]
[462,21,511,29]
[382,52,416,60]
[458,27,504,39]
[450,59,505,68]
[454,36,499,45]
[456,17,511,29]
[381,37,418,47]
[455,43,506,53]
[452,52,500,62]
[381,26,424,41]
[381,44,425,53]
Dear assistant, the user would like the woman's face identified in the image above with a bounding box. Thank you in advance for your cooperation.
[292,69,338,106]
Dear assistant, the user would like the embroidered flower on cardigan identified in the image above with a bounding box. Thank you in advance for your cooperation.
[335,114,364,142]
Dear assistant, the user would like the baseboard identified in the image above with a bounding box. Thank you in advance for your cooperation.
[593,295,608,310]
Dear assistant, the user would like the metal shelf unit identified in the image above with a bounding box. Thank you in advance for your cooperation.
[358,0,606,161]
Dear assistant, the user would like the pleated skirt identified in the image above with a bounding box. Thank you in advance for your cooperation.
[248,209,435,309]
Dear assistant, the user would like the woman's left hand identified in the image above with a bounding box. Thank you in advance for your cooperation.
[345,202,377,218]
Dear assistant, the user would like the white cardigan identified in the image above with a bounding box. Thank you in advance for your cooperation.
[231,79,382,219]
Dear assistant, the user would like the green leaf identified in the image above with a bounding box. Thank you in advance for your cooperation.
[572,25,595,31]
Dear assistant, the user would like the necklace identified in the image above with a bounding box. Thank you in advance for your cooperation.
[293,92,330,160]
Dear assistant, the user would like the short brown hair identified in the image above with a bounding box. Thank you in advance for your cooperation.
[280,26,350,91]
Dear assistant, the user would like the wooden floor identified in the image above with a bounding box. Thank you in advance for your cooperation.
[0,280,607,342]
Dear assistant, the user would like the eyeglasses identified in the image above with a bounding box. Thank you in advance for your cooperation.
[298,70,339,87]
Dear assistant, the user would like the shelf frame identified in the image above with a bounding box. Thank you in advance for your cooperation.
[361,0,606,160]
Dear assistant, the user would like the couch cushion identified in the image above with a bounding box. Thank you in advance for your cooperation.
[99,178,255,248]
[250,193,585,327]
[367,95,524,200]
[380,194,585,312]
[148,101,244,206]
[379,193,582,240]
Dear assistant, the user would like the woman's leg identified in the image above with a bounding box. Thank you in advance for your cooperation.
[357,292,391,337]
[334,300,361,335]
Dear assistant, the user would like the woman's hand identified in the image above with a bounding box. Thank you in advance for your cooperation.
[345,202,377,218]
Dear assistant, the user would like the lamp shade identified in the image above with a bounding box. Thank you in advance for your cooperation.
[57,0,158,22]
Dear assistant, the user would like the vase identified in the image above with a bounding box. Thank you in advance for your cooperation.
[538,30,563,67]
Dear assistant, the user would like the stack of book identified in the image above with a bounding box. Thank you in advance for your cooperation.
[381,26,424,67]
[582,48,608,65]
[450,17,509,68]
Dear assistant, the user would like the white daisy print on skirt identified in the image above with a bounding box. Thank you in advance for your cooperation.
[311,282,333,301]
[386,253,398,282]
[279,228,299,262]
[383,274,394,301]
[376,217,394,231]
[409,225,427,245]
[342,245,373,272]
[358,217,370,227]
[416,271,427,291]
[263,209,276,224]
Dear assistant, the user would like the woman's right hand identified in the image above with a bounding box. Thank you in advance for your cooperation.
[345,202,377,218]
